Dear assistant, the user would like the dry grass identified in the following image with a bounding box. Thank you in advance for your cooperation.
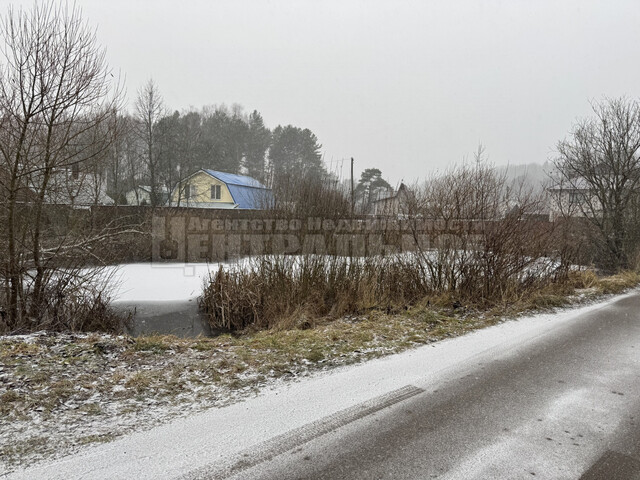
[1,269,637,471]
[0,271,131,335]
[200,254,569,333]
[595,270,640,294]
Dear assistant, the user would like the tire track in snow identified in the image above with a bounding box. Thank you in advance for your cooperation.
[180,385,424,480]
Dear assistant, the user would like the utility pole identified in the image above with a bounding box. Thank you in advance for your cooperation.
[350,157,354,216]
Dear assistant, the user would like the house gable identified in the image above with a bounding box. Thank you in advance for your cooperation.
[202,170,273,209]
[170,169,273,209]
[172,171,235,207]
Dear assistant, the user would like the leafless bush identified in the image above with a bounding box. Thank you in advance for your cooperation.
[553,97,640,271]
[404,157,560,302]
[200,255,431,331]
[0,266,129,334]
[270,170,351,218]
[200,156,581,332]
[0,2,136,332]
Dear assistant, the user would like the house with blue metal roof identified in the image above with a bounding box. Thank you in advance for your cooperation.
[170,169,273,209]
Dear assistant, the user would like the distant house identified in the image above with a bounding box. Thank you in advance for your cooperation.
[126,185,170,206]
[43,165,113,207]
[0,166,36,203]
[372,183,413,216]
[170,169,273,209]
[547,177,598,221]
[0,164,113,207]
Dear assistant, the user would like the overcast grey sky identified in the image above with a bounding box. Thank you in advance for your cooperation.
[5,0,640,184]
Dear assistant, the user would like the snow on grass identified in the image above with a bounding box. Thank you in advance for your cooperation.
[0,306,483,473]
[4,290,638,480]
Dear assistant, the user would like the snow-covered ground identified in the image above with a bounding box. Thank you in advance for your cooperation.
[103,257,354,303]
[104,253,563,304]
[4,291,632,480]
[106,263,221,303]
[105,257,267,303]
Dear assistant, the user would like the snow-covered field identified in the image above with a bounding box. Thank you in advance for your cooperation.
[105,257,268,303]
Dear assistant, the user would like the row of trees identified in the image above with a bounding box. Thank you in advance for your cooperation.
[112,79,399,212]
[0,1,357,332]
[106,79,328,207]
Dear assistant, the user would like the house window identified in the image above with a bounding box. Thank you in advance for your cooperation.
[211,184,221,200]
[569,191,586,204]
[185,184,192,199]
[71,163,79,180]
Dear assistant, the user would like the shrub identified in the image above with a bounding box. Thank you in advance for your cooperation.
[0,268,130,335]
[199,253,564,332]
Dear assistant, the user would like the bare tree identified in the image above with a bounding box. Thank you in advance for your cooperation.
[134,79,165,207]
[103,110,131,205]
[0,1,122,329]
[118,114,144,204]
[554,97,640,270]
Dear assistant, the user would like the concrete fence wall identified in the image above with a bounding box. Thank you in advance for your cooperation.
[40,205,553,264]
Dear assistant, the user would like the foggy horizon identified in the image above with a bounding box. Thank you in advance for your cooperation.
[4,0,640,185]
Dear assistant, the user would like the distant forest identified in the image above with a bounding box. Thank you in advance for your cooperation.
[106,79,333,206]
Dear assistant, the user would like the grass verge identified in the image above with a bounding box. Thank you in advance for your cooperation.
[0,270,638,472]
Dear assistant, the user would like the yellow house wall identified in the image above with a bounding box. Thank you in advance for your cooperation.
[172,172,235,205]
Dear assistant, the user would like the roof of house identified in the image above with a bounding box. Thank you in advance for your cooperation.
[547,177,591,191]
[136,185,171,194]
[201,169,273,209]
[372,183,408,204]
[203,170,267,189]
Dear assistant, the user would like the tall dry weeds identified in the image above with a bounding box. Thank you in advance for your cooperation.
[200,159,578,332]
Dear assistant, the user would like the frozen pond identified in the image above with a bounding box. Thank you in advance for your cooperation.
[107,263,223,337]
[113,300,212,338]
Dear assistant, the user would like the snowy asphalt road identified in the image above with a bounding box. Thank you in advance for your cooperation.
[227,293,640,480]
[6,291,640,480]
